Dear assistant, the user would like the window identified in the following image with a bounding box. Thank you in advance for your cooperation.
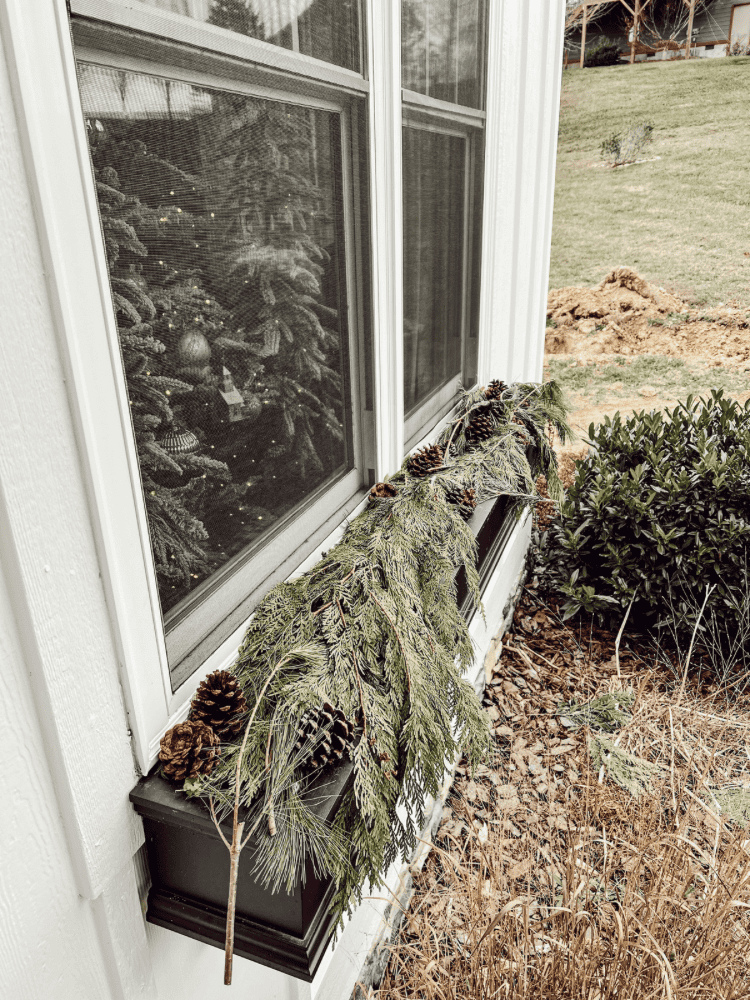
[401,0,486,109]
[401,0,487,447]
[402,126,465,415]
[68,2,369,689]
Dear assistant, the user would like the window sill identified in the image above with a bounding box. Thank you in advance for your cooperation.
[129,494,516,979]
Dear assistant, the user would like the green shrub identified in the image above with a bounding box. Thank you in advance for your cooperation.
[544,390,750,650]
[600,121,654,166]
[585,39,622,67]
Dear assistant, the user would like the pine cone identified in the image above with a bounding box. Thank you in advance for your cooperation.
[159,720,220,781]
[484,379,507,401]
[294,702,357,770]
[445,486,477,520]
[407,444,444,478]
[189,669,248,741]
[466,409,494,445]
[534,475,556,532]
[369,481,398,500]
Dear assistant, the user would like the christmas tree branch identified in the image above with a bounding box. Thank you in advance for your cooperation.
[368,591,412,693]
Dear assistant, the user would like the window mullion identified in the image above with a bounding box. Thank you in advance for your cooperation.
[366,0,404,474]
[476,0,511,385]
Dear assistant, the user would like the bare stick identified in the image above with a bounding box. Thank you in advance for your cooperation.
[676,583,715,707]
[215,653,290,985]
[668,707,677,820]
[615,591,637,679]
[223,818,245,985]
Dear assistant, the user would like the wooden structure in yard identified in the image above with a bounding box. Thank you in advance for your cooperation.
[567,0,702,66]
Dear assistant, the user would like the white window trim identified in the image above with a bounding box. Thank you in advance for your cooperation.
[0,0,407,774]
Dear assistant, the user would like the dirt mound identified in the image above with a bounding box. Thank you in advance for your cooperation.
[546,267,750,366]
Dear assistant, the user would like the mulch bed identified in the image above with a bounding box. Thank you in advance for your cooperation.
[375,577,750,998]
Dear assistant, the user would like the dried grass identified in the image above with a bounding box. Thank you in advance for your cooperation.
[376,593,750,999]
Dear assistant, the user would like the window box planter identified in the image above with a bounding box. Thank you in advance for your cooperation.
[129,493,517,980]
[130,759,354,981]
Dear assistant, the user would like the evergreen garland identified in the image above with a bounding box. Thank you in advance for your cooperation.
[179,378,572,925]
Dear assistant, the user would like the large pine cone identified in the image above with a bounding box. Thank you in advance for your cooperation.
[294,702,357,770]
[484,379,507,401]
[466,409,495,445]
[369,481,398,500]
[190,670,248,741]
[407,444,444,478]
[159,720,220,781]
[445,486,477,521]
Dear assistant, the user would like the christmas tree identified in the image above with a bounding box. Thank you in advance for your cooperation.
[85,81,347,614]
[88,124,239,611]
[205,101,345,488]
[208,0,266,39]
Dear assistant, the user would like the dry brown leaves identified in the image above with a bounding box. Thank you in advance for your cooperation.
[377,588,750,999]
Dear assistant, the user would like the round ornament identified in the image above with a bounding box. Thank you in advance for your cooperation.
[242,393,263,420]
[159,428,201,455]
[175,330,211,366]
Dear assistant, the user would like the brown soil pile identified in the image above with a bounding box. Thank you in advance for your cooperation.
[546,266,750,367]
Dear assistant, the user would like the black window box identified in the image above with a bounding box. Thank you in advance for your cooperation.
[129,494,516,980]
[130,761,354,981]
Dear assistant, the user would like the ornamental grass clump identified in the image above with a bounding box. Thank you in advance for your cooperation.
[544,390,750,665]
[380,767,750,999]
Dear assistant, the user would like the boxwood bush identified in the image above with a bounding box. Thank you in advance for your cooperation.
[544,390,750,648]
[585,39,623,68]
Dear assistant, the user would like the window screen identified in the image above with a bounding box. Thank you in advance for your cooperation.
[402,126,465,415]
[401,0,487,110]
[79,62,355,630]
[131,0,362,72]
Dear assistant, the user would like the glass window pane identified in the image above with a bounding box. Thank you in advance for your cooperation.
[78,63,353,619]
[401,0,486,109]
[133,0,361,72]
[297,0,360,72]
[402,126,465,414]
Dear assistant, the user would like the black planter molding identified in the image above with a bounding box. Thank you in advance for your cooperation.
[130,493,517,980]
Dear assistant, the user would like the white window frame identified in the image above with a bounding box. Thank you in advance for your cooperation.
[73,37,369,690]
[76,8,375,686]
[401,105,485,449]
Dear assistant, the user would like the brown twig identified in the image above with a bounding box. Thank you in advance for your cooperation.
[615,591,637,680]
[676,584,714,707]
[213,653,290,985]
[310,570,358,620]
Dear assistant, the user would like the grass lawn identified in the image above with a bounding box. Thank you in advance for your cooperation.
[550,56,750,306]
[546,353,750,407]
